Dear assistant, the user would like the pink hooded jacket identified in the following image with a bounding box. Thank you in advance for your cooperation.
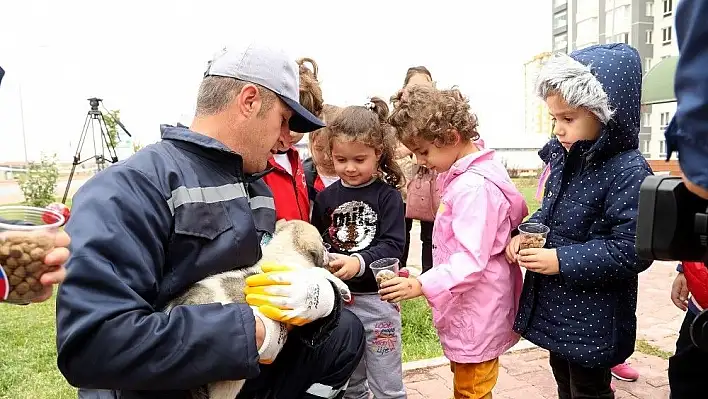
[418,145,528,364]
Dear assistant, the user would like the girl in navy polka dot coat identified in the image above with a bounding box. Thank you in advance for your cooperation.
[505,43,653,397]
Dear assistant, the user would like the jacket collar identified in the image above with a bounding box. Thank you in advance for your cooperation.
[438,140,495,189]
[161,124,248,178]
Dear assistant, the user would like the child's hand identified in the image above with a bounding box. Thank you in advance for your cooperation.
[330,256,360,280]
[518,248,559,275]
[671,272,689,311]
[379,277,423,303]
[505,235,521,264]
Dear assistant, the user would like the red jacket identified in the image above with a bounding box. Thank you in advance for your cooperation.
[263,148,310,222]
[683,261,708,309]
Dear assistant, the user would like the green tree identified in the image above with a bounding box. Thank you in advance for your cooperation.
[18,153,60,207]
[103,109,121,148]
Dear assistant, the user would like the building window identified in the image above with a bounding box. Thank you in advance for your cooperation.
[614,32,629,44]
[646,29,653,44]
[640,140,651,156]
[662,26,672,44]
[645,58,653,72]
[554,33,568,52]
[577,1,599,19]
[663,0,673,15]
[659,140,667,157]
[576,18,599,47]
[554,0,567,7]
[646,1,654,16]
[660,112,671,128]
[554,10,567,30]
[642,112,651,127]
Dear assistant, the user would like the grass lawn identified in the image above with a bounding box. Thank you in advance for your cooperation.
[0,178,540,397]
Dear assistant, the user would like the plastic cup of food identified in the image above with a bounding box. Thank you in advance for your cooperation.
[323,243,346,273]
[0,205,65,304]
[370,258,400,289]
[517,222,550,250]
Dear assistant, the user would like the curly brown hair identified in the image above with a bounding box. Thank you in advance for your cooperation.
[328,97,404,189]
[389,85,480,147]
[297,57,324,118]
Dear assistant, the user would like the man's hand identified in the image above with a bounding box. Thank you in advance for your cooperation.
[379,276,423,303]
[505,235,522,264]
[245,262,336,326]
[518,248,560,275]
[330,256,360,281]
[672,272,690,311]
[251,307,288,364]
[32,230,70,303]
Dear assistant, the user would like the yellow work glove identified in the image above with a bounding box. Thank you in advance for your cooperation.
[245,262,337,326]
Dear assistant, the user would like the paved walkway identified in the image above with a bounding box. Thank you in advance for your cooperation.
[402,253,683,398]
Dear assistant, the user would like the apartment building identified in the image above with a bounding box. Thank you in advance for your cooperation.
[641,0,679,159]
[523,52,554,138]
[550,0,680,159]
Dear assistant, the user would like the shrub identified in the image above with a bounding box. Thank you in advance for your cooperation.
[17,153,60,207]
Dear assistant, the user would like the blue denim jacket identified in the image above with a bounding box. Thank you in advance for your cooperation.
[665,0,708,192]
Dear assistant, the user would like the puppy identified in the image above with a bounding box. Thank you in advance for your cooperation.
[163,219,350,399]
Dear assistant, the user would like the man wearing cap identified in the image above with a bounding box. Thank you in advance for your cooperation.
[56,42,365,399]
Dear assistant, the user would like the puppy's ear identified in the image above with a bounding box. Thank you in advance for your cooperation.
[309,243,327,269]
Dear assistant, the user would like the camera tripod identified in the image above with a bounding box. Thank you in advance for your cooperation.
[61,98,132,204]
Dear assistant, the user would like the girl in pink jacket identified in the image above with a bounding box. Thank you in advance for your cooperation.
[382,85,528,398]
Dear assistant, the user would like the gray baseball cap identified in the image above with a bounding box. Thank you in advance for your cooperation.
[204,42,326,133]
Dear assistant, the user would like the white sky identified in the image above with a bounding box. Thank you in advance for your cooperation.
[0,0,551,163]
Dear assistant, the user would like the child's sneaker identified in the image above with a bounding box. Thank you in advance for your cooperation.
[611,362,640,381]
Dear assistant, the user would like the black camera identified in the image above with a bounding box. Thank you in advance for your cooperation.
[637,175,708,263]
[637,175,708,350]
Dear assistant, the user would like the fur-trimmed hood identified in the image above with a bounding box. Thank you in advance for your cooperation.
[538,43,642,163]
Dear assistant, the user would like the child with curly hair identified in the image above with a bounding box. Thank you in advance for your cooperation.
[382,85,528,398]
[311,97,407,399]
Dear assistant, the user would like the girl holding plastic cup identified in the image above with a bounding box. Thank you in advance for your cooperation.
[382,85,529,398]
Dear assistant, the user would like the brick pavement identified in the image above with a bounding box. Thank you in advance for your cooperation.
[404,348,671,398]
[402,239,683,399]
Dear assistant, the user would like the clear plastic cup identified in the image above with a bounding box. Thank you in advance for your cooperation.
[370,258,400,288]
[322,243,337,272]
[0,206,65,304]
[517,222,550,250]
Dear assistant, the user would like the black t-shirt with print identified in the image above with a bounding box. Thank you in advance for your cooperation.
[311,179,406,294]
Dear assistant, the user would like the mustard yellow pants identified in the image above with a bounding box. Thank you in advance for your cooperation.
[450,358,500,399]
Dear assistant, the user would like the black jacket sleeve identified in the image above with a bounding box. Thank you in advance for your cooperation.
[56,165,260,390]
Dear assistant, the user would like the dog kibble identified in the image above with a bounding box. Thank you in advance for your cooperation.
[519,234,545,250]
[0,232,53,304]
[375,270,397,287]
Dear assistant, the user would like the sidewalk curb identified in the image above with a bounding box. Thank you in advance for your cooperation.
[402,339,538,372]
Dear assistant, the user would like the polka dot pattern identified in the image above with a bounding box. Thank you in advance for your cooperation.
[514,44,654,368]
